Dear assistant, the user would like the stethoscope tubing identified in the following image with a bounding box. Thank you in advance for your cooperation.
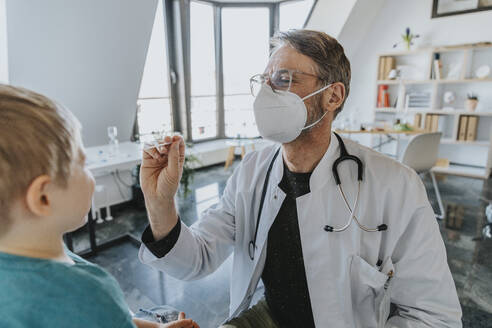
[249,133,387,261]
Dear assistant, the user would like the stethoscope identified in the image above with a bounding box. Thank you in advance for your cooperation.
[249,133,388,261]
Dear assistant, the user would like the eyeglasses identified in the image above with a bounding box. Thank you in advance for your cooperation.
[249,69,321,97]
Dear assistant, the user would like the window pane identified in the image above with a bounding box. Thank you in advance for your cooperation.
[224,95,257,138]
[190,1,217,140]
[138,1,172,140]
[280,0,314,31]
[139,1,169,98]
[222,7,269,138]
[137,98,172,141]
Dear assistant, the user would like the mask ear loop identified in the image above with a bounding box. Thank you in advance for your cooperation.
[301,83,333,130]
[301,83,333,101]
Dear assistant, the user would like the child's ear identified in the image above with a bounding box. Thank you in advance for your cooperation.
[25,175,53,217]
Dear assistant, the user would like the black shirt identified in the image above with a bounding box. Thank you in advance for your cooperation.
[261,162,315,328]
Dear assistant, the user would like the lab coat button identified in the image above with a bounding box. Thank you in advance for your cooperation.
[274,194,277,199]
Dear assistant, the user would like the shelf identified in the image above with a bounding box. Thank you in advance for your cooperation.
[377,79,492,85]
[379,43,492,57]
[375,107,398,112]
[432,164,489,180]
[375,43,492,176]
[441,139,490,147]
[376,80,400,85]
[437,78,492,84]
[377,80,433,85]
[452,111,492,116]
[435,43,492,52]
[379,49,433,57]
[374,108,492,116]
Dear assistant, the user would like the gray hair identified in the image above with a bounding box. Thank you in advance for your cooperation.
[270,29,351,116]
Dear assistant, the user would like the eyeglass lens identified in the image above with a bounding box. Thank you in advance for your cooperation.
[250,69,293,97]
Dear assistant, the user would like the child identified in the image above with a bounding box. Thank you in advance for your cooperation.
[0,84,198,328]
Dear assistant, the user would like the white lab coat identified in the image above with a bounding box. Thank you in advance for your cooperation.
[139,133,462,327]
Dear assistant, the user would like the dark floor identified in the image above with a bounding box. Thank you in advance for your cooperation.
[72,160,492,327]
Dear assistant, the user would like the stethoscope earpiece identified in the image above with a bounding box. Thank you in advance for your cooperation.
[377,224,388,231]
[248,241,256,261]
[324,225,334,232]
[323,133,389,234]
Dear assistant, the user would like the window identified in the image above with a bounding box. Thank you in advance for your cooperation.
[137,0,172,142]
[137,0,317,143]
[279,0,315,31]
[190,1,217,140]
[222,7,270,138]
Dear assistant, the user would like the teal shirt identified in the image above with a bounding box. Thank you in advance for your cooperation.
[0,250,136,328]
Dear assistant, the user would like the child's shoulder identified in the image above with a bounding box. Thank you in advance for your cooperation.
[0,251,134,328]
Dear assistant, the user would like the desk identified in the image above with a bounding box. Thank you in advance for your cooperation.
[65,142,145,256]
[335,129,424,157]
[85,141,143,176]
[224,139,257,169]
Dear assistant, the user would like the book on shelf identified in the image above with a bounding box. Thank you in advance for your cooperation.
[378,57,385,80]
[378,56,395,80]
[433,53,442,80]
[424,114,444,132]
[405,92,431,108]
[377,85,390,107]
[466,116,478,141]
[424,114,432,131]
[458,116,468,141]
[432,115,440,132]
[414,114,422,128]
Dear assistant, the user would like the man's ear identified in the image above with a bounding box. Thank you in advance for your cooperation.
[25,175,53,217]
[323,82,346,114]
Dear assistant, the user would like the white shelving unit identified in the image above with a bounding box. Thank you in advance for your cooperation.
[374,44,492,179]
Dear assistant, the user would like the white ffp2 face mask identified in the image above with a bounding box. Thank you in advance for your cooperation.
[253,83,332,143]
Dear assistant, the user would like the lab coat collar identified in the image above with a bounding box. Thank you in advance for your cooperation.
[271,132,340,192]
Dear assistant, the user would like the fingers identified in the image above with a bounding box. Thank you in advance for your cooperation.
[143,146,162,160]
[164,319,197,328]
[178,138,186,169]
[168,136,184,176]
[143,136,174,161]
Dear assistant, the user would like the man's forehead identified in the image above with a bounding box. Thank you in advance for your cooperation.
[266,45,316,74]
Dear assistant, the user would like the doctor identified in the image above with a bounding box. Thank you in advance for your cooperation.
[139,30,462,327]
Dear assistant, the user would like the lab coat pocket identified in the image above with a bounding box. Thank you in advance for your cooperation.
[349,255,394,328]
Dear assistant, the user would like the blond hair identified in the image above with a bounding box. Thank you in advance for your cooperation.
[0,84,81,229]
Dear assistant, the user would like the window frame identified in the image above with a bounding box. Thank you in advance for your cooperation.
[154,0,317,143]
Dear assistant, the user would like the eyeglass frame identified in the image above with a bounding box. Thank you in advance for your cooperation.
[249,68,325,97]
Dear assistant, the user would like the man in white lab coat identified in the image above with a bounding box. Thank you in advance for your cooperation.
[138,30,462,327]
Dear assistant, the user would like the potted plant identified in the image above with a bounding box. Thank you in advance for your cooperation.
[179,142,201,198]
[393,27,420,51]
[465,93,478,112]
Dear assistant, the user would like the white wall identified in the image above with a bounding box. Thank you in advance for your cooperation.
[307,0,357,38]
[6,0,157,147]
[0,0,8,83]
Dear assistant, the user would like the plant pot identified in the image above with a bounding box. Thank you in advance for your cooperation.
[465,99,478,112]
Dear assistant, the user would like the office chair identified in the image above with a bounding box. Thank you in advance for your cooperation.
[400,132,445,219]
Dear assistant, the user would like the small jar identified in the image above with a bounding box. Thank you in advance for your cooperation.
[465,99,478,112]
